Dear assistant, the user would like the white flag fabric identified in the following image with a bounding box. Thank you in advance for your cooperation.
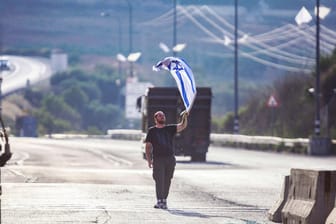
[153,57,197,112]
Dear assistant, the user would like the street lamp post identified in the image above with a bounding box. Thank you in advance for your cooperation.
[125,0,133,77]
[234,0,239,134]
[102,0,133,77]
[125,0,132,54]
[326,89,336,137]
[308,88,336,138]
[100,12,123,76]
[314,0,321,136]
[295,2,332,154]
[308,0,332,155]
[173,0,177,57]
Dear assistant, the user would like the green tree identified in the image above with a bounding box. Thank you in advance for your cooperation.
[83,101,123,131]
[34,109,72,135]
[62,85,89,111]
[223,51,336,138]
[77,82,101,101]
[41,94,81,129]
[27,65,127,134]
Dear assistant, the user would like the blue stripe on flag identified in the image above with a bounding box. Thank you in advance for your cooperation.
[180,59,196,93]
[174,69,190,107]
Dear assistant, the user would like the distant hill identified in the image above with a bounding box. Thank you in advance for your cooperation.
[2,0,335,73]
[1,0,336,115]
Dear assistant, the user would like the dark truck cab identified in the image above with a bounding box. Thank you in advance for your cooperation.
[140,87,212,162]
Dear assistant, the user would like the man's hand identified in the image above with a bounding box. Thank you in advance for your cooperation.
[180,110,189,118]
[145,142,153,168]
[177,110,189,132]
[147,160,153,168]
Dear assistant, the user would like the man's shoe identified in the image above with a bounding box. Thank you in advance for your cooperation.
[161,199,168,209]
[161,202,167,209]
[154,200,163,209]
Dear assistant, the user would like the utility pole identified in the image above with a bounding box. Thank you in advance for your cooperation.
[234,0,239,134]
[125,0,133,77]
[173,0,177,57]
[308,0,332,155]
[314,0,320,136]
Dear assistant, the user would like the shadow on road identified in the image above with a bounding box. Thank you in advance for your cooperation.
[177,160,233,166]
[167,209,260,223]
[167,209,209,218]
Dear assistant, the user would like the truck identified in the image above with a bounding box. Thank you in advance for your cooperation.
[140,87,212,162]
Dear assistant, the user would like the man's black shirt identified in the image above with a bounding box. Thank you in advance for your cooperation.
[145,125,177,158]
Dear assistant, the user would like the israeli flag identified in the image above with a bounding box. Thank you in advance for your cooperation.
[153,57,197,112]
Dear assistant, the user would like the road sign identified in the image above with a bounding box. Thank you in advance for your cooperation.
[267,95,279,108]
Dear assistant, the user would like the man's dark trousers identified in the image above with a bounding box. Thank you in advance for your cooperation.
[152,156,176,200]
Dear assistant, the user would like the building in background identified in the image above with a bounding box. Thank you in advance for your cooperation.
[125,76,153,120]
[50,49,68,73]
[16,115,37,137]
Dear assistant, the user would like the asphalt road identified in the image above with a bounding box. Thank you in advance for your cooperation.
[1,55,52,95]
[1,137,336,224]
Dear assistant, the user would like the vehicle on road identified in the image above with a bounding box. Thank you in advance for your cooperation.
[139,87,212,162]
[0,58,11,71]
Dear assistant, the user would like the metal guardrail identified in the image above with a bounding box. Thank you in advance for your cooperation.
[210,133,310,147]
[107,129,143,141]
[105,129,335,154]
[210,133,312,153]
[44,130,335,154]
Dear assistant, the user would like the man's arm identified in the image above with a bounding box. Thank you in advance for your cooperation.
[177,111,189,133]
[145,142,153,168]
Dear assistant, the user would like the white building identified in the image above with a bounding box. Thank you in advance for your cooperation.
[50,49,68,73]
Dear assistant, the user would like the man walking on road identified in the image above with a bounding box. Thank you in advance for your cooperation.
[144,110,188,209]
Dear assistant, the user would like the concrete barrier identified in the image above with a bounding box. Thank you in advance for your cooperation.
[268,175,290,223]
[308,136,332,155]
[326,191,336,224]
[326,208,336,224]
[281,169,336,224]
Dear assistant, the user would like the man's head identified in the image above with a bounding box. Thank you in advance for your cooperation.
[154,111,166,125]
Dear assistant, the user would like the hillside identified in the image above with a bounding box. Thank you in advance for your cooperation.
[1,0,336,115]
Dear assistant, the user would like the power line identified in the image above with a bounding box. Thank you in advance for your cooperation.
[141,5,336,73]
